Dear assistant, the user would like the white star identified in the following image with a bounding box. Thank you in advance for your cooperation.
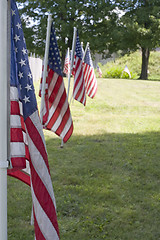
[23,37,26,43]
[11,9,16,16]
[15,48,18,53]
[28,72,32,79]
[19,85,22,90]
[22,48,27,55]
[18,71,23,79]
[19,59,26,67]
[25,84,32,91]
[23,95,30,103]
[14,34,20,42]
[16,22,21,29]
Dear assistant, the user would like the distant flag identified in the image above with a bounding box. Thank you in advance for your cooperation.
[63,48,70,76]
[83,45,97,98]
[123,65,131,78]
[39,23,73,143]
[9,1,60,239]
[72,31,86,105]
[97,65,102,78]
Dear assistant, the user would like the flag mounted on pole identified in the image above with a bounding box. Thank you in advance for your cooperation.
[63,48,70,76]
[83,44,97,99]
[39,21,73,143]
[9,1,60,239]
[72,30,86,106]
[97,65,102,78]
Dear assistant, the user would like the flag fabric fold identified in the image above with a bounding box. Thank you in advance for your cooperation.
[72,31,86,106]
[63,49,70,76]
[10,0,60,239]
[39,24,73,143]
[83,46,97,98]
[97,65,102,78]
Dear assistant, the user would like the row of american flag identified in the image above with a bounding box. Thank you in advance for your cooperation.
[8,0,102,239]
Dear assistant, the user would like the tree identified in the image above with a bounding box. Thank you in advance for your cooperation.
[113,0,160,79]
[16,0,115,65]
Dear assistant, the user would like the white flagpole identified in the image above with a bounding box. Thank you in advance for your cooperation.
[66,47,70,96]
[40,14,52,123]
[68,27,77,103]
[82,42,89,63]
[0,0,8,239]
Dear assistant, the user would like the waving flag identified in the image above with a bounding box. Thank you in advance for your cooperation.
[83,46,97,98]
[9,1,60,239]
[39,24,73,143]
[63,48,70,76]
[72,31,86,105]
[97,65,102,78]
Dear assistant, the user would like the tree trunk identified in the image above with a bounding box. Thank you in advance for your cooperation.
[139,47,150,80]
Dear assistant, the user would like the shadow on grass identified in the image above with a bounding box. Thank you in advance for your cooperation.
[45,131,160,240]
[7,131,160,240]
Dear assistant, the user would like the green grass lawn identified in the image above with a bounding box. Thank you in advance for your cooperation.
[8,78,160,239]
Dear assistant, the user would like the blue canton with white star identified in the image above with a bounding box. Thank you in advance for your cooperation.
[75,31,83,60]
[84,47,93,67]
[48,24,63,76]
[11,0,37,120]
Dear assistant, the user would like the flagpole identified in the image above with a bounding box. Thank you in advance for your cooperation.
[0,0,8,239]
[66,47,70,96]
[40,14,52,123]
[82,42,89,63]
[67,27,77,102]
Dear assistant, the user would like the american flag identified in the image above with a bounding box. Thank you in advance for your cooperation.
[73,31,86,105]
[63,49,70,76]
[97,65,102,78]
[83,46,97,98]
[39,24,73,143]
[9,1,60,239]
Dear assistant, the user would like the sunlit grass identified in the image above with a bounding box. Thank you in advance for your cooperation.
[8,77,160,239]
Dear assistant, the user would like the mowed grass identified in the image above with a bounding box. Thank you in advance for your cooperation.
[8,78,160,239]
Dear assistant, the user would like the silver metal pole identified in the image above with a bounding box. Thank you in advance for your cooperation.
[0,0,8,239]
[82,42,89,63]
[40,14,52,123]
[67,27,77,100]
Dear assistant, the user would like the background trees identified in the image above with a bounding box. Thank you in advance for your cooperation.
[17,0,160,80]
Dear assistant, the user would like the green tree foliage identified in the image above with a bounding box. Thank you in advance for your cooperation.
[16,0,160,79]
[16,0,115,63]
[113,0,160,79]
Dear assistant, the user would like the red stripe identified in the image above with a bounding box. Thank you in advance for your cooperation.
[30,161,60,237]
[34,210,46,240]
[55,106,71,136]
[48,74,63,106]
[7,170,30,186]
[63,123,73,143]
[10,157,26,169]
[47,90,66,129]
[11,128,23,142]
[11,101,20,115]
[25,117,49,171]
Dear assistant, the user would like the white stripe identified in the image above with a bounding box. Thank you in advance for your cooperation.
[29,111,46,148]
[26,112,56,207]
[60,115,72,139]
[46,82,64,125]
[10,142,25,157]
[10,86,18,100]
[10,115,21,127]
[50,98,68,132]
[31,184,59,240]
[48,72,58,99]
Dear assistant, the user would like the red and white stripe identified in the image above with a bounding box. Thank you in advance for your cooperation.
[83,63,97,99]
[63,52,70,76]
[25,111,59,239]
[8,85,30,185]
[39,68,73,143]
[73,56,86,106]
